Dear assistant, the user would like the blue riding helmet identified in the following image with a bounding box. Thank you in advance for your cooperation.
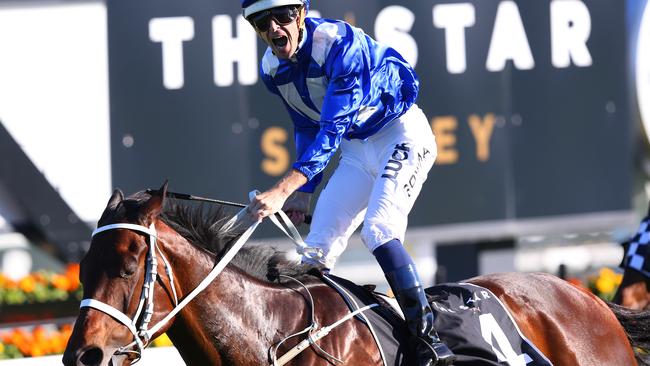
[241,0,310,19]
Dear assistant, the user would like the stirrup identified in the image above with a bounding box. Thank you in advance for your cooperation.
[415,337,456,366]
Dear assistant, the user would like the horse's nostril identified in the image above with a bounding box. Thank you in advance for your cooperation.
[78,347,103,366]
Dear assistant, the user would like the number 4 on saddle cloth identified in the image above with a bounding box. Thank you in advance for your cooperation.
[322,275,553,366]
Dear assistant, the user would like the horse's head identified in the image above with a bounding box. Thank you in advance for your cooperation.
[63,182,174,366]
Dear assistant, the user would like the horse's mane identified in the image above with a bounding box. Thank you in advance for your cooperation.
[158,198,321,283]
[103,191,321,282]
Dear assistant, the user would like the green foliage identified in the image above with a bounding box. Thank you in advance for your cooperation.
[0,343,24,359]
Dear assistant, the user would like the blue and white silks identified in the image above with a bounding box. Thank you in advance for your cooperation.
[260,17,420,193]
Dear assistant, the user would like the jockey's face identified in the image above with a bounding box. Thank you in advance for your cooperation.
[250,6,304,60]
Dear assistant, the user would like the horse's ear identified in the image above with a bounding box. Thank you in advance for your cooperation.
[141,180,168,223]
[108,189,124,210]
[98,189,124,223]
[159,180,169,198]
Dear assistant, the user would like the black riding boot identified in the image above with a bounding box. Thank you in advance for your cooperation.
[386,264,456,366]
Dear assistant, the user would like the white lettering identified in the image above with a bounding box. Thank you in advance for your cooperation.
[550,0,593,68]
[212,15,258,86]
[473,292,481,302]
[480,314,532,365]
[375,6,418,67]
[149,17,195,90]
[486,1,534,72]
[432,302,456,313]
[433,3,476,74]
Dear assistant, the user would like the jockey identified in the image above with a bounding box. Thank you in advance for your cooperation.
[243,1,455,365]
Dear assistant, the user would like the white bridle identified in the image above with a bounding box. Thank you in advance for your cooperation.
[78,192,325,364]
[80,222,177,362]
[79,205,260,363]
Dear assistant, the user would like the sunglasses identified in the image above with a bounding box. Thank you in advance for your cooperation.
[248,6,300,32]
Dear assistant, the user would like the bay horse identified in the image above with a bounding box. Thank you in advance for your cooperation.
[614,204,650,310]
[64,184,650,366]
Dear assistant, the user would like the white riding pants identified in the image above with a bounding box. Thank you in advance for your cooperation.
[304,105,437,269]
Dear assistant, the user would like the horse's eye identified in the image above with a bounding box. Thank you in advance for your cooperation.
[129,242,140,253]
[120,262,137,278]
[119,269,132,279]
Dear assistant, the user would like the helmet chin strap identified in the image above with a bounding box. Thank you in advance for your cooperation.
[297,8,304,44]
[289,10,305,61]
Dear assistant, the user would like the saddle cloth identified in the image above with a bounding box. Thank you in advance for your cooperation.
[322,275,553,366]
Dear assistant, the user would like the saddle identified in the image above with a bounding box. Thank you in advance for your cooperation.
[322,274,554,366]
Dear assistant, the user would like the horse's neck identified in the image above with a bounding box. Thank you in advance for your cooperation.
[161,229,311,365]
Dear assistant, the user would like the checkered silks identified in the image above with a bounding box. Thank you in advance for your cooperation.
[621,217,650,278]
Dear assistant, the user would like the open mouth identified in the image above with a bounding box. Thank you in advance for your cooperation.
[272,35,288,48]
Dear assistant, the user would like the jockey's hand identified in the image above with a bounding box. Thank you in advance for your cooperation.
[248,169,308,222]
[249,187,288,222]
[282,191,312,226]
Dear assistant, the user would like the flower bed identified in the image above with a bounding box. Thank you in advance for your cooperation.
[587,267,623,301]
[0,264,82,323]
[0,325,72,359]
[0,264,81,305]
[0,325,173,359]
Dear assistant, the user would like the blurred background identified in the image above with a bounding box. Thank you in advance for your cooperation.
[0,0,648,363]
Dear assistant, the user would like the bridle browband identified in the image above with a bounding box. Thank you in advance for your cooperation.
[79,191,324,364]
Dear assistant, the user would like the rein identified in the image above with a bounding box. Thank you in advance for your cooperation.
[146,189,313,224]
[148,189,321,260]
